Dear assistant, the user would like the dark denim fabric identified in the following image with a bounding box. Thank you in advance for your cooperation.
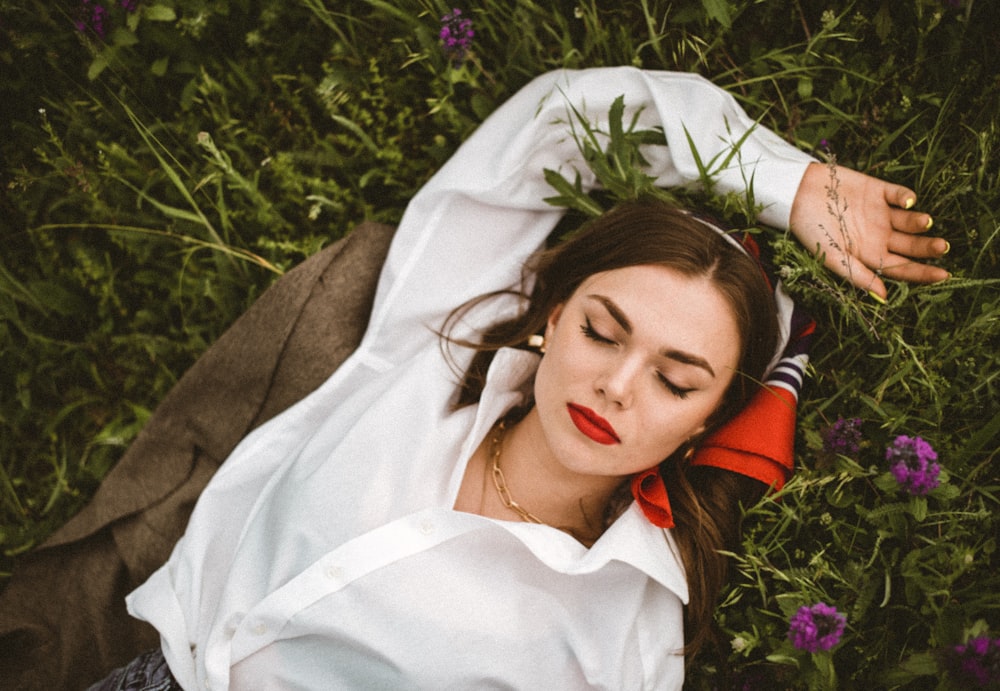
[87,648,181,691]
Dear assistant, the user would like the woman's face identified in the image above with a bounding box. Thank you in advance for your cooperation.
[532,264,742,480]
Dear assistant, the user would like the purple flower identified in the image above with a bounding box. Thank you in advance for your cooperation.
[822,416,862,457]
[439,8,474,64]
[788,602,846,653]
[940,636,1000,687]
[120,0,139,11]
[92,3,108,32]
[74,0,109,38]
[886,435,940,495]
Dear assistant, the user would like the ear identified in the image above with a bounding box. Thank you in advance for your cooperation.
[544,303,565,340]
[698,405,728,439]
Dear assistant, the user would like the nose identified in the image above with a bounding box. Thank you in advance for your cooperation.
[596,355,642,408]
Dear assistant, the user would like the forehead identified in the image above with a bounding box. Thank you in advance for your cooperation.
[573,264,742,368]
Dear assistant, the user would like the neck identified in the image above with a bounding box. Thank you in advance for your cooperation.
[495,409,625,544]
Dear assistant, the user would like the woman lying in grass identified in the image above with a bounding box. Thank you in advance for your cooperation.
[72,67,946,690]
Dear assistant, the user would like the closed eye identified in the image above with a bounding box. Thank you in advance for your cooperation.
[657,372,692,399]
[581,319,615,345]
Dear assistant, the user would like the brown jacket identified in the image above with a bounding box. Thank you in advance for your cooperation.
[0,221,396,690]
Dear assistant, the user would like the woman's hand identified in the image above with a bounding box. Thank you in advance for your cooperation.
[788,162,950,299]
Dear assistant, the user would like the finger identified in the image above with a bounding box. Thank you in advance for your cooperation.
[887,231,950,258]
[888,208,934,235]
[878,254,951,284]
[824,251,888,298]
[884,182,918,210]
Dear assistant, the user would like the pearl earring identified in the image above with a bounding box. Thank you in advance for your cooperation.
[527,334,546,354]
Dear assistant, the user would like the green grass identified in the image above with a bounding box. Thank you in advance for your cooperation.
[1,0,998,687]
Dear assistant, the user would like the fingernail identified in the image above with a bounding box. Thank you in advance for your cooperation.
[867,290,888,305]
[904,197,916,210]
[942,239,951,255]
[925,215,934,230]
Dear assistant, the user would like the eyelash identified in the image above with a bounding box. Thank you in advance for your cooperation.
[580,320,614,345]
[580,320,691,399]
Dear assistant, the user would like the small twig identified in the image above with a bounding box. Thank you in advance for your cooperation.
[792,0,812,41]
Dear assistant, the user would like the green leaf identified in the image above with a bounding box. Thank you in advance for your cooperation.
[765,653,800,668]
[25,280,87,317]
[329,115,380,154]
[87,52,110,81]
[797,76,814,100]
[873,3,893,42]
[880,651,940,685]
[542,169,603,217]
[958,407,1000,462]
[0,262,48,315]
[110,27,139,47]
[907,496,928,522]
[143,4,177,21]
[701,0,732,28]
[151,57,169,77]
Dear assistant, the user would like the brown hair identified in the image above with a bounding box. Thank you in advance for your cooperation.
[444,200,779,659]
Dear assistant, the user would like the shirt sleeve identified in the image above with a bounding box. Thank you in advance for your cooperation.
[359,66,815,368]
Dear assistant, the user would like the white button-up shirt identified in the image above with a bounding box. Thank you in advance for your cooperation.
[127,67,813,690]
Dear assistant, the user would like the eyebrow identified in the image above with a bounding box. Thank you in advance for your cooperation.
[586,294,717,378]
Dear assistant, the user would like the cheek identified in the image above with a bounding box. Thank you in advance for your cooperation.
[539,319,582,379]
[643,393,725,455]
[644,413,691,455]
[533,338,570,404]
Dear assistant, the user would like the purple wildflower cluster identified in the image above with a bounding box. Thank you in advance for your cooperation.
[439,8,474,64]
[75,0,108,37]
[886,434,940,495]
[822,416,862,457]
[74,0,140,38]
[941,636,1000,688]
[787,602,847,653]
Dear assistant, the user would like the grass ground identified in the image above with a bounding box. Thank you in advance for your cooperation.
[1,1,997,687]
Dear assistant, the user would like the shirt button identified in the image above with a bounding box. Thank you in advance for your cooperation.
[325,564,343,580]
[252,622,267,635]
[419,518,435,535]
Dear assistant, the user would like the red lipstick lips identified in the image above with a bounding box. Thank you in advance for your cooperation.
[567,404,620,445]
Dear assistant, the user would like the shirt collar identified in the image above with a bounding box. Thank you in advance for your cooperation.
[449,347,539,489]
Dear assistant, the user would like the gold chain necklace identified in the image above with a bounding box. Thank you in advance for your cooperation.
[489,420,543,524]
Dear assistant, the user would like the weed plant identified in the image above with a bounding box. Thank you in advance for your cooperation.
[1,0,997,687]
